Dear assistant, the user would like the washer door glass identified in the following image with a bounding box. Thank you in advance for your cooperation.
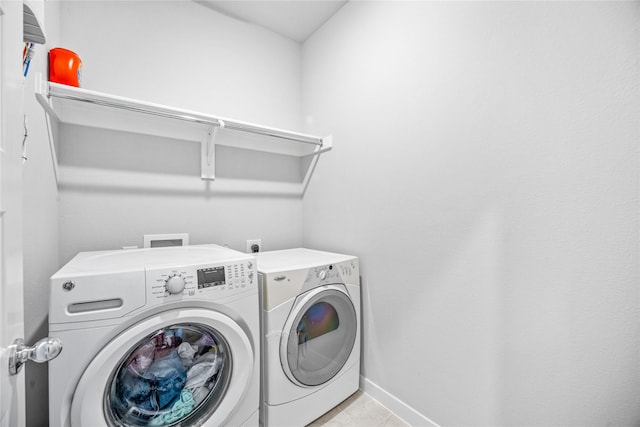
[105,323,231,427]
[282,286,357,386]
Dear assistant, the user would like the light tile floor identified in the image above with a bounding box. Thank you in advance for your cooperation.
[307,390,410,427]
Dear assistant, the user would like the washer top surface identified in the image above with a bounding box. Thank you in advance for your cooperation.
[255,248,356,273]
[53,244,252,277]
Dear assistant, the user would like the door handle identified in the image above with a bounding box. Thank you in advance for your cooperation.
[8,337,63,376]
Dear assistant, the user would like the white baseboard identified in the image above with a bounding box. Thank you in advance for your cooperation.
[360,376,440,427]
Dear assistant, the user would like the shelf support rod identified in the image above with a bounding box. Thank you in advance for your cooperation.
[45,81,322,146]
[301,135,333,158]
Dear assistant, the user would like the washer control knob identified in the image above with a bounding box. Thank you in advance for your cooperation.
[165,275,186,294]
[247,261,254,270]
[318,270,327,280]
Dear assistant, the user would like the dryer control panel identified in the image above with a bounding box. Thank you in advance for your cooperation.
[303,260,358,290]
[147,259,256,304]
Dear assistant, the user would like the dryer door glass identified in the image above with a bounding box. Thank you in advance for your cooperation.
[104,323,232,427]
[284,288,357,386]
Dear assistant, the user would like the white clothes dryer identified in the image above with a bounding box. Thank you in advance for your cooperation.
[48,244,260,427]
[256,249,360,427]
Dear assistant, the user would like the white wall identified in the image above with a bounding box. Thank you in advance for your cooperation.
[56,0,305,264]
[22,1,60,426]
[302,2,640,426]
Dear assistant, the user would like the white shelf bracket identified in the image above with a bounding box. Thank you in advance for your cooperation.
[34,73,59,186]
[34,73,56,119]
[301,135,333,196]
[301,135,333,158]
[201,121,224,180]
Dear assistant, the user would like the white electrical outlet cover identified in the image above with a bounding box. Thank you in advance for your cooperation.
[246,239,262,253]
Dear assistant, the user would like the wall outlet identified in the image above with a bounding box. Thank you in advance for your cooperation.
[246,239,262,253]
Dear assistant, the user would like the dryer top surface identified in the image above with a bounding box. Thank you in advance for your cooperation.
[255,248,356,273]
[53,244,253,277]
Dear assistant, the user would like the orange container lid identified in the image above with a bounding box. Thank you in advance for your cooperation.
[49,48,82,87]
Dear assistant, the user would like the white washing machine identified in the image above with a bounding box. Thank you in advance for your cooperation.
[48,244,260,427]
[256,249,360,427]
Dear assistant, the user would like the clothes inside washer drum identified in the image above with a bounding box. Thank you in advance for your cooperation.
[108,324,229,427]
[117,351,187,412]
[147,390,196,426]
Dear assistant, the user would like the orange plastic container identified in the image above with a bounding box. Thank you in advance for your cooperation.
[49,48,82,87]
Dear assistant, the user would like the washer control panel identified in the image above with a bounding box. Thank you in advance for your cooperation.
[148,260,256,303]
[197,266,226,289]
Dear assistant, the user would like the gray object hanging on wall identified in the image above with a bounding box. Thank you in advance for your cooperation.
[24,2,45,44]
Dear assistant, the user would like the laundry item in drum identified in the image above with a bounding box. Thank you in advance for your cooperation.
[107,324,229,427]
